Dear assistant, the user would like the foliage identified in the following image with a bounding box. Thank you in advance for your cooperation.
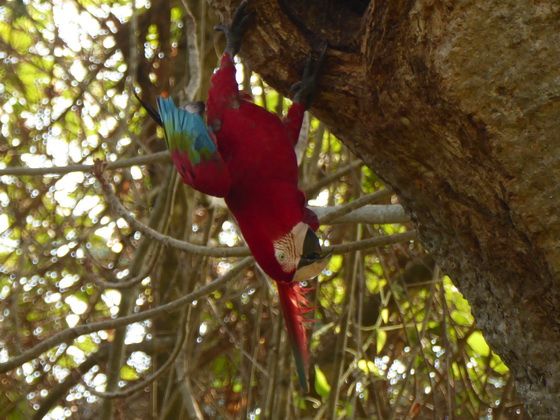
[0,0,524,418]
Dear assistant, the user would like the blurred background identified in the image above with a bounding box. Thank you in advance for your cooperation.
[0,0,523,418]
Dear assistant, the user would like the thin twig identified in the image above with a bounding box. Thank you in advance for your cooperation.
[303,160,363,198]
[326,223,360,420]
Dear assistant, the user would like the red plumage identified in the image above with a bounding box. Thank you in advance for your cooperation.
[206,52,323,391]
[153,22,328,390]
[277,282,315,392]
[207,53,308,279]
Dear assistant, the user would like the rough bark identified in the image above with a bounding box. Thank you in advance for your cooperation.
[208,0,560,417]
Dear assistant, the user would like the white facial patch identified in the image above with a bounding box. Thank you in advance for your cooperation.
[273,222,308,273]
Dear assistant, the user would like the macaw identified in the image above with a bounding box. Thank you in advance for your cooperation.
[136,1,329,392]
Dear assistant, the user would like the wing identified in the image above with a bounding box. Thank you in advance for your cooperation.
[277,281,314,392]
[157,96,232,197]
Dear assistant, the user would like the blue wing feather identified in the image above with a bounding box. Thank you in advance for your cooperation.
[156,96,231,197]
[157,97,219,163]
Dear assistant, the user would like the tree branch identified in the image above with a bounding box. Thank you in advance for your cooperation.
[329,230,416,254]
[181,0,201,102]
[0,226,416,376]
[318,189,395,225]
[0,151,171,176]
[313,204,409,225]
[93,160,252,257]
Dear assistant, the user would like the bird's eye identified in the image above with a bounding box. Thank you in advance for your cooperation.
[275,250,286,264]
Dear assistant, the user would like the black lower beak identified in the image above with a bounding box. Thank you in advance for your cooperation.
[298,252,332,269]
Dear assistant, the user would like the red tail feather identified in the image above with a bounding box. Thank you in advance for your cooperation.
[277,281,315,392]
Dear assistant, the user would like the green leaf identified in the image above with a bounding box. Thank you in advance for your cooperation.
[0,22,33,54]
[76,335,97,353]
[466,331,490,357]
[491,353,509,374]
[170,6,183,21]
[232,381,242,393]
[121,365,139,381]
[314,365,331,399]
[380,308,389,323]
[377,329,387,353]
[327,254,343,273]
[357,359,381,376]
[451,310,473,326]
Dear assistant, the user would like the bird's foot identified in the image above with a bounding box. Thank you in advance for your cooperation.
[291,44,328,109]
[214,0,252,57]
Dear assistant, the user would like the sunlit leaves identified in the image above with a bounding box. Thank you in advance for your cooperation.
[0,21,35,55]
[120,365,139,381]
[313,365,331,399]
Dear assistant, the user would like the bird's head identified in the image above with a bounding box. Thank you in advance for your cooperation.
[228,185,330,285]
[268,221,331,284]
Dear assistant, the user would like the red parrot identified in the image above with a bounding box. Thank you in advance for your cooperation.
[137,1,329,391]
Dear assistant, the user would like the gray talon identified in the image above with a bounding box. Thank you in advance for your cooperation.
[291,44,328,109]
[215,0,252,56]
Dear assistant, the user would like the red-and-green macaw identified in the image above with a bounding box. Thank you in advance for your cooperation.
[137,1,329,391]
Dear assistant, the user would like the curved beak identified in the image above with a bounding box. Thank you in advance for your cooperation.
[294,228,332,282]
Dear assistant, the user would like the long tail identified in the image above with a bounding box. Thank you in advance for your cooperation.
[132,91,163,126]
[276,281,314,392]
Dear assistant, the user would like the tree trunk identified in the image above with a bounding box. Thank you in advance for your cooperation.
[209,0,560,417]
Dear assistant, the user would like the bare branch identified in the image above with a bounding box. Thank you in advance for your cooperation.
[312,204,409,225]
[93,160,252,257]
[0,151,171,176]
[318,189,395,224]
[181,0,201,102]
[329,230,416,254]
